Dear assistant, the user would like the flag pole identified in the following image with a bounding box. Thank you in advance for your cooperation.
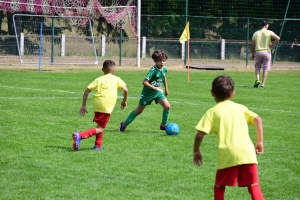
[188,39,190,82]
[179,21,190,82]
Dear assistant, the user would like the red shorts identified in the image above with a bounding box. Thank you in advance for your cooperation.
[93,112,110,128]
[215,164,259,187]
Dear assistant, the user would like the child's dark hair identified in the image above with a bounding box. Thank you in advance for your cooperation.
[151,50,168,61]
[103,60,116,71]
[212,75,234,100]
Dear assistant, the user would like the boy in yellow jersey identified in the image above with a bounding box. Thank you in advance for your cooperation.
[72,60,128,151]
[193,75,264,200]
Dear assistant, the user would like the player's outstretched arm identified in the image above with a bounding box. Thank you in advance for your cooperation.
[79,88,91,116]
[254,115,264,154]
[121,86,128,109]
[193,131,206,166]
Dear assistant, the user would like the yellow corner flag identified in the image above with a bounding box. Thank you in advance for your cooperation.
[179,22,190,43]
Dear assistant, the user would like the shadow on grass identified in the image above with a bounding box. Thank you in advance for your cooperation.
[163,134,179,137]
[43,145,97,152]
[235,85,255,88]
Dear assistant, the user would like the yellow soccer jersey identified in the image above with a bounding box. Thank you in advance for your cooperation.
[195,100,258,169]
[88,74,126,114]
[252,28,274,52]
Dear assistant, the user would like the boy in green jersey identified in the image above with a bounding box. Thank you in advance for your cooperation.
[119,50,170,131]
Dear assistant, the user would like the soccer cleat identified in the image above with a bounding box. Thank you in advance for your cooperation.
[160,124,166,131]
[253,80,260,87]
[118,121,127,132]
[93,146,103,150]
[261,85,265,88]
[72,132,81,151]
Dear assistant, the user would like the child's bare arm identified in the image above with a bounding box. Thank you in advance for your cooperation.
[79,88,91,116]
[193,131,206,166]
[254,115,264,154]
[121,86,128,109]
[163,77,169,96]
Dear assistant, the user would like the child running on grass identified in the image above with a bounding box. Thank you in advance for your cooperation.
[193,75,265,200]
[72,60,128,151]
[119,50,170,132]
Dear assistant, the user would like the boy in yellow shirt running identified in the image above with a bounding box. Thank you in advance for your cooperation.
[72,60,128,151]
[193,75,264,200]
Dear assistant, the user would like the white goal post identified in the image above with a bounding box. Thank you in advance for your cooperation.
[13,14,98,66]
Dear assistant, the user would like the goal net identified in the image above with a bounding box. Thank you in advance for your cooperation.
[1,0,137,65]
[2,0,137,34]
[13,14,98,65]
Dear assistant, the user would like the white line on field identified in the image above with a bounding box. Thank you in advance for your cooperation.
[0,97,80,100]
[1,85,298,114]
[1,85,78,93]
[2,85,197,106]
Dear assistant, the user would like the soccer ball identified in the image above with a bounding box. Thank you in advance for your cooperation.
[165,122,180,135]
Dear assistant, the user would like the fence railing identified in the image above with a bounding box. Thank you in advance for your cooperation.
[0,35,299,67]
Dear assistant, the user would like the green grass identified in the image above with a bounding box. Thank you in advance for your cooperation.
[1,68,300,200]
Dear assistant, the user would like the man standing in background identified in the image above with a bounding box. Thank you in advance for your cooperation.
[251,20,280,88]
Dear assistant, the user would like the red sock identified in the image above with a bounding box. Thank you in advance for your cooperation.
[80,128,97,139]
[248,184,264,200]
[95,133,103,148]
[214,185,225,200]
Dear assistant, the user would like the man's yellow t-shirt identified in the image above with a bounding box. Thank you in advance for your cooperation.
[195,100,258,169]
[252,28,274,52]
[88,74,126,114]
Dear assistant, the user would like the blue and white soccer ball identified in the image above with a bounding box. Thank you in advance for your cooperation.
[165,122,180,135]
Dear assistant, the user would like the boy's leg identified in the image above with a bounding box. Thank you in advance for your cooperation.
[157,99,171,126]
[72,128,99,151]
[124,110,138,126]
[73,112,108,151]
[92,113,109,149]
[214,185,225,200]
[76,127,104,149]
[95,132,103,149]
[123,105,145,126]
[162,109,170,125]
[119,94,150,131]
[238,164,264,200]
[214,166,238,199]
[81,128,97,139]
[248,183,264,200]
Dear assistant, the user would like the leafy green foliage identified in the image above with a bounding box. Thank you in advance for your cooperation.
[141,1,300,41]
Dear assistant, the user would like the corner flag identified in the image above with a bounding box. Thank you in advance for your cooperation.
[179,22,191,82]
[179,22,190,43]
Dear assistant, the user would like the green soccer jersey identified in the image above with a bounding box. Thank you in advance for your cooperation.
[142,65,168,95]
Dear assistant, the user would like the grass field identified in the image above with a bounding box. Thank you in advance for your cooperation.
[1,67,300,200]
